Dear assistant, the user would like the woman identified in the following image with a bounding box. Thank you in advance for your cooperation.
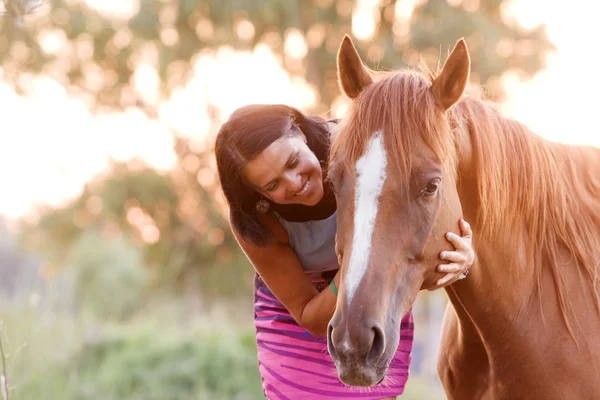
[215,104,474,399]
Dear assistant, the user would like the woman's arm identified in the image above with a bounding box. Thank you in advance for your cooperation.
[231,214,338,337]
[232,214,475,335]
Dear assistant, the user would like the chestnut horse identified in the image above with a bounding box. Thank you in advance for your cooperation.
[326,35,600,399]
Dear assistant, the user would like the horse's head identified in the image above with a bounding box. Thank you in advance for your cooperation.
[327,36,471,386]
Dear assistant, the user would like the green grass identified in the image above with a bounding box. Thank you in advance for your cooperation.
[0,302,263,400]
[0,299,445,400]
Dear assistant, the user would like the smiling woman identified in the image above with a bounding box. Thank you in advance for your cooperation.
[214,104,334,246]
[243,134,324,207]
[214,103,475,399]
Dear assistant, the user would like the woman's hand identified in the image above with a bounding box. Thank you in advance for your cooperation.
[431,219,475,289]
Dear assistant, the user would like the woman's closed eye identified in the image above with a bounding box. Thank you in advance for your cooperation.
[265,180,279,192]
[263,153,299,192]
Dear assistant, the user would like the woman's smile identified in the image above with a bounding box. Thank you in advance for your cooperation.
[293,179,310,197]
[244,135,324,206]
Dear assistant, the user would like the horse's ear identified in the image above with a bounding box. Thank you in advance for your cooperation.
[431,38,471,110]
[337,35,374,99]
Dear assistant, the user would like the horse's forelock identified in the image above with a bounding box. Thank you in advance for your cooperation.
[330,69,458,186]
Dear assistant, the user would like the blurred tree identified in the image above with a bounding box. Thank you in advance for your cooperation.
[18,138,240,291]
[0,0,553,113]
[64,227,149,320]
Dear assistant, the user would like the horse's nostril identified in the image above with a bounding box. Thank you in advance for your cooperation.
[327,323,337,359]
[367,323,386,363]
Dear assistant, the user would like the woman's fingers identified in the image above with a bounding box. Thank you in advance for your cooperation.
[445,232,469,251]
[439,251,467,264]
[459,218,473,238]
[435,273,456,287]
[437,263,462,273]
[429,219,475,290]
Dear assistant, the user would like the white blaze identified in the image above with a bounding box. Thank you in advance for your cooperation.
[345,130,387,304]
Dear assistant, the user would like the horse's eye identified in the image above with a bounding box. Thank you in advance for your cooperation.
[421,178,441,196]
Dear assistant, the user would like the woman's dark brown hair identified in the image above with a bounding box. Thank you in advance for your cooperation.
[214,104,333,247]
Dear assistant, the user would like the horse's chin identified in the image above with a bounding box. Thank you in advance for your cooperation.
[336,361,390,387]
[334,348,395,387]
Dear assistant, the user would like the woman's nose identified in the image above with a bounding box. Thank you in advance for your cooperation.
[283,171,303,192]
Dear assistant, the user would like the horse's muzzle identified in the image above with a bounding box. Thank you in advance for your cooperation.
[327,317,390,386]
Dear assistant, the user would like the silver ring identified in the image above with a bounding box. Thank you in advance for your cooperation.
[460,269,470,279]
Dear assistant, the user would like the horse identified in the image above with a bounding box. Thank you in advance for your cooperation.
[325,35,600,399]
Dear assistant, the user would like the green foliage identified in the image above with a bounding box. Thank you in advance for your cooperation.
[196,251,256,302]
[65,227,148,321]
[0,307,79,400]
[17,156,243,290]
[0,305,264,400]
[0,301,445,400]
[403,378,448,400]
[72,324,263,400]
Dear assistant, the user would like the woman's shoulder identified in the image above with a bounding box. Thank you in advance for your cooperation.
[228,211,290,247]
[262,214,289,242]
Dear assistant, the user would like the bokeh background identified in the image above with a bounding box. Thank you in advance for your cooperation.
[0,0,598,399]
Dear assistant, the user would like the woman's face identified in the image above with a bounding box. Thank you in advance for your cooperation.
[243,134,324,207]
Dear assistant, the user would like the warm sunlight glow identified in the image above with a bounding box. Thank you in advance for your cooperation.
[159,44,315,143]
[395,0,422,19]
[0,76,175,218]
[235,19,256,42]
[0,43,315,219]
[352,0,380,40]
[37,29,68,55]
[133,63,160,106]
[190,44,316,122]
[500,0,600,147]
[85,0,139,19]
[392,0,422,43]
[284,29,308,59]
[0,0,597,221]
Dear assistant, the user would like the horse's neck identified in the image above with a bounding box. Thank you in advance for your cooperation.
[443,226,537,339]
[447,109,534,335]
